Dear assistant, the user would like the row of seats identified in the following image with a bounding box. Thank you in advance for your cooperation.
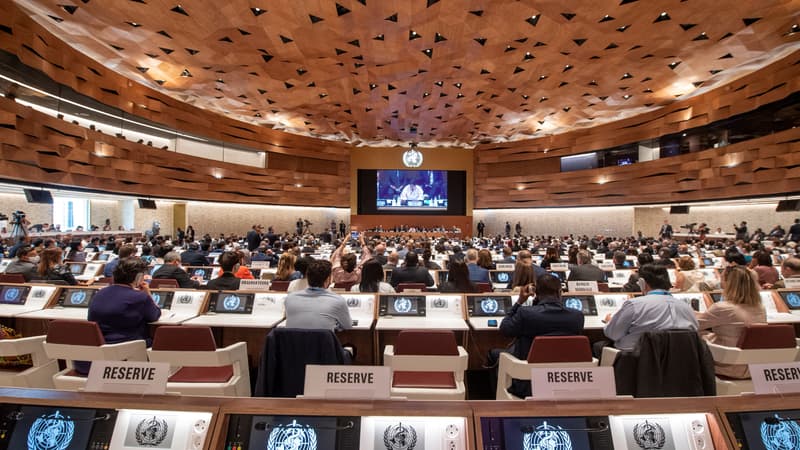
[5,321,471,400]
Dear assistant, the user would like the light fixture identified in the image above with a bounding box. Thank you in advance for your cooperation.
[402,143,423,168]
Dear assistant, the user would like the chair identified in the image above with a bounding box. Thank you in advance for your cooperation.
[0,273,26,284]
[150,278,179,289]
[475,282,493,293]
[496,335,598,400]
[255,328,347,397]
[396,283,426,292]
[148,326,250,397]
[0,335,58,389]
[383,330,468,400]
[706,324,799,395]
[43,320,147,390]
[269,280,290,292]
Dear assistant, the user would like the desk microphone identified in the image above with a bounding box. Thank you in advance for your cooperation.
[254,421,354,431]
[7,412,112,422]
[520,421,608,433]
[763,416,800,425]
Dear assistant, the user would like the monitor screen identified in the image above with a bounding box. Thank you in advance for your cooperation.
[211,292,254,314]
[490,271,513,285]
[376,169,447,210]
[59,289,96,307]
[150,291,174,309]
[385,295,424,316]
[470,295,512,316]
[622,260,635,268]
[562,295,598,316]
[711,292,724,303]
[778,291,800,310]
[248,416,340,450]
[8,406,99,450]
[482,416,611,450]
[726,409,800,450]
[190,267,213,281]
[97,253,111,261]
[0,285,29,305]
[69,264,84,275]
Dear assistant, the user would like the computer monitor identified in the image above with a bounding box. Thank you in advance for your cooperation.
[150,290,174,309]
[58,288,96,307]
[490,271,513,285]
[379,295,426,316]
[468,295,512,316]
[778,290,800,310]
[561,295,598,316]
[0,285,29,305]
[725,409,800,450]
[208,292,255,314]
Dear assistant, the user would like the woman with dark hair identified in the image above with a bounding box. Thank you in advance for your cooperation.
[477,249,494,270]
[36,247,77,285]
[439,260,478,293]
[89,257,161,346]
[750,250,779,288]
[540,247,560,270]
[331,234,372,284]
[351,260,395,293]
[508,261,536,294]
[64,240,86,262]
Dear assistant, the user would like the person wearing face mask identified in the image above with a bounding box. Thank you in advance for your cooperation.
[5,245,39,281]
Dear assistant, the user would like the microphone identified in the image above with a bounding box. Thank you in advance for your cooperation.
[8,411,112,422]
[254,420,355,431]
[520,422,609,433]
[763,416,800,425]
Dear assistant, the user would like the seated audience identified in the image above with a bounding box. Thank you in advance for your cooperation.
[180,242,209,266]
[488,273,584,398]
[477,249,495,270]
[204,251,242,291]
[35,247,77,285]
[64,241,86,262]
[771,257,800,289]
[274,253,302,282]
[351,260,395,293]
[750,250,779,288]
[284,260,352,331]
[5,245,38,281]
[152,252,201,289]
[466,248,491,283]
[674,255,713,292]
[506,250,546,289]
[439,260,478,293]
[696,265,766,378]
[422,249,442,270]
[383,251,399,271]
[331,234,372,285]
[567,250,607,283]
[508,261,536,294]
[389,252,434,288]
[103,244,136,277]
[603,264,698,352]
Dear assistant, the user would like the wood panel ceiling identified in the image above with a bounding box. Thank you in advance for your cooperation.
[8,0,800,148]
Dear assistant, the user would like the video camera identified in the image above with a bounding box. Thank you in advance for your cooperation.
[680,223,697,233]
[10,211,25,223]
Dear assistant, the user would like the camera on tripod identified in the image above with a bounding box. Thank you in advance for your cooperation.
[679,223,698,233]
[10,211,25,223]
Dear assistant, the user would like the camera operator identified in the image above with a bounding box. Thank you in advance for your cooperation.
[9,211,29,238]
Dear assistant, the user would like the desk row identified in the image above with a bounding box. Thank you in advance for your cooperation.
[0,387,797,449]
[3,284,800,330]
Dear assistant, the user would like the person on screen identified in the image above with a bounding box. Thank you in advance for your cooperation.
[399,178,425,202]
[488,273,584,398]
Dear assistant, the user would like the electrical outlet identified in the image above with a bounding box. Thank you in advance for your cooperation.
[445,424,460,439]
[690,419,704,434]
[193,419,208,434]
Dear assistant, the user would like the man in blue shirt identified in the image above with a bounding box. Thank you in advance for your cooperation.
[465,248,490,284]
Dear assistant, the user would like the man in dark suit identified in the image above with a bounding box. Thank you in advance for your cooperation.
[476,220,485,238]
[246,224,262,251]
[204,251,241,291]
[372,243,388,266]
[389,252,434,288]
[788,219,800,242]
[659,220,673,240]
[490,273,585,398]
[153,252,201,289]
[180,242,209,266]
[567,250,607,283]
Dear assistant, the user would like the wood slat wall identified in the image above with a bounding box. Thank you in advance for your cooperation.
[475,50,800,208]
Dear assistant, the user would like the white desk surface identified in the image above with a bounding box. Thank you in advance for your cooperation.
[766,312,800,324]
[348,318,375,330]
[182,313,284,328]
[375,317,469,331]
[19,307,88,320]
[151,311,200,325]
[583,315,606,330]
[0,305,51,317]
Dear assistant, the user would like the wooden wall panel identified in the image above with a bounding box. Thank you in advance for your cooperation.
[0,97,349,207]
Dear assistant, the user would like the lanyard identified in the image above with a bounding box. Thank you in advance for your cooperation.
[647,290,672,296]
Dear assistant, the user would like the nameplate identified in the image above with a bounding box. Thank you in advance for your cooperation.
[304,365,391,400]
[784,279,800,289]
[530,367,615,399]
[599,261,616,271]
[750,362,800,395]
[550,263,569,271]
[568,281,598,292]
[250,261,270,269]
[496,263,515,271]
[86,360,169,395]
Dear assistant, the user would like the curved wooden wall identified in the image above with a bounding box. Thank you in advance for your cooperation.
[475,50,800,208]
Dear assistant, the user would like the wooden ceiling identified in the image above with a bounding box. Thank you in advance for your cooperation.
[10,0,800,148]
